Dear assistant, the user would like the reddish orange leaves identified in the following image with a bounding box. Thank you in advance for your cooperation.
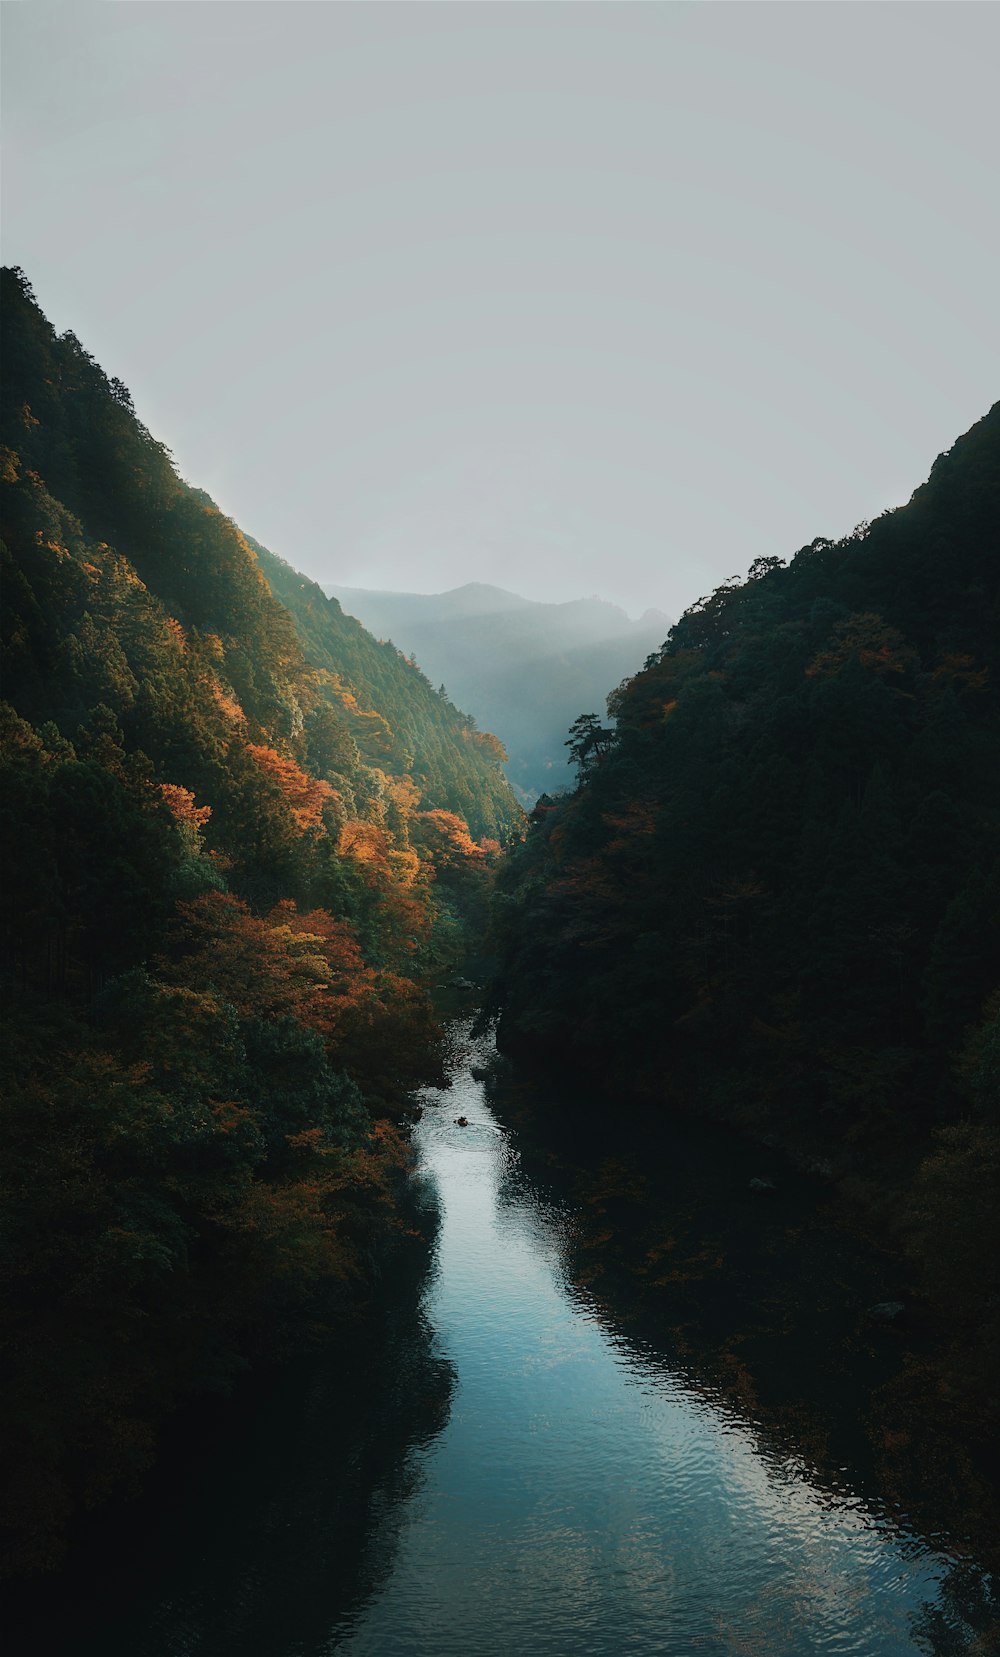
[158,783,212,831]
[246,743,337,830]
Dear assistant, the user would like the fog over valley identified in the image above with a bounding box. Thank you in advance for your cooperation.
[325,581,671,802]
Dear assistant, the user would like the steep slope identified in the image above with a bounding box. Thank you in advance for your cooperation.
[258,561,515,841]
[492,403,999,1398]
[0,266,519,1575]
[325,581,671,803]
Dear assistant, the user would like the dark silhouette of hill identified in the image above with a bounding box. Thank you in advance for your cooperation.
[324,582,671,803]
[490,402,1000,1468]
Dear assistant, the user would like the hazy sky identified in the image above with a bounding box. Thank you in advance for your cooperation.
[3,3,998,619]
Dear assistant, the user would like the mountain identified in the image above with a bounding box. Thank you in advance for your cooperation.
[324,581,671,804]
[0,266,521,1573]
[491,402,1000,1424]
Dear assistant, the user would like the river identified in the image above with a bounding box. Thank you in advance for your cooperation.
[12,1021,996,1655]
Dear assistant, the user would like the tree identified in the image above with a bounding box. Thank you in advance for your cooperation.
[565,713,614,777]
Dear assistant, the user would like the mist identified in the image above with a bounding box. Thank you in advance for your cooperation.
[4,4,997,618]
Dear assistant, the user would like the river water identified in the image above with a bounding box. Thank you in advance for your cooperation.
[14,1021,995,1656]
[326,1023,988,1656]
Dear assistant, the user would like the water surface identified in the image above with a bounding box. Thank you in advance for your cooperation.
[13,1022,995,1656]
[327,1025,990,1656]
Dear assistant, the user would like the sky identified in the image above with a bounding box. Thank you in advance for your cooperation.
[3,2,998,621]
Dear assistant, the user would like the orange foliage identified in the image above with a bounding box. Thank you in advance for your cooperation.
[217,1109,412,1280]
[246,743,336,830]
[338,819,399,872]
[158,782,212,830]
[327,683,394,756]
[208,677,246,725]
[336,822,429,954]
[415,809,486,864]
[266,899,370,983]
[171,892,375,1042]
[164,617,187,653]
[217,1178,356,1282]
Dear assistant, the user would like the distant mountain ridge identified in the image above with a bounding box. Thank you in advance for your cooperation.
[324,581,671,803]
[328,579,668,635]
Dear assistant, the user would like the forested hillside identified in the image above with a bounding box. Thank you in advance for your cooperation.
[326,581,670,803]
[491,404,999,1396]
[0,267,521,1577]
[260,559,513,839]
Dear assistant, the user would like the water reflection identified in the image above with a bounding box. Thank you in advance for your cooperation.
[331,1022,994,1657]
[13,1021,995,1656]
[7,1257,456,1657]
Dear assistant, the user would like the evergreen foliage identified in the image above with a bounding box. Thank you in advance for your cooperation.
[0,267,521,1576]
[491,403,1000,1391]
[257,551,515,841]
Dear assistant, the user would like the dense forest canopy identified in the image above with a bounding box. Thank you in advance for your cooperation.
[2,258,997,1596]
[0,266,522,1576]
[489,401,999,1416]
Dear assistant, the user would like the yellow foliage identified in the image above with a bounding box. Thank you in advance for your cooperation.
[338,819,389,865]
[389,847,422,887]
[384,774,422,816]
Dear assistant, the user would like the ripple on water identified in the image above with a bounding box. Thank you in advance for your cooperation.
[328,1032,986,1657]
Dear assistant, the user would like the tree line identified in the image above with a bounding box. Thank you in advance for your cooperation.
[489,401,999,1445]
